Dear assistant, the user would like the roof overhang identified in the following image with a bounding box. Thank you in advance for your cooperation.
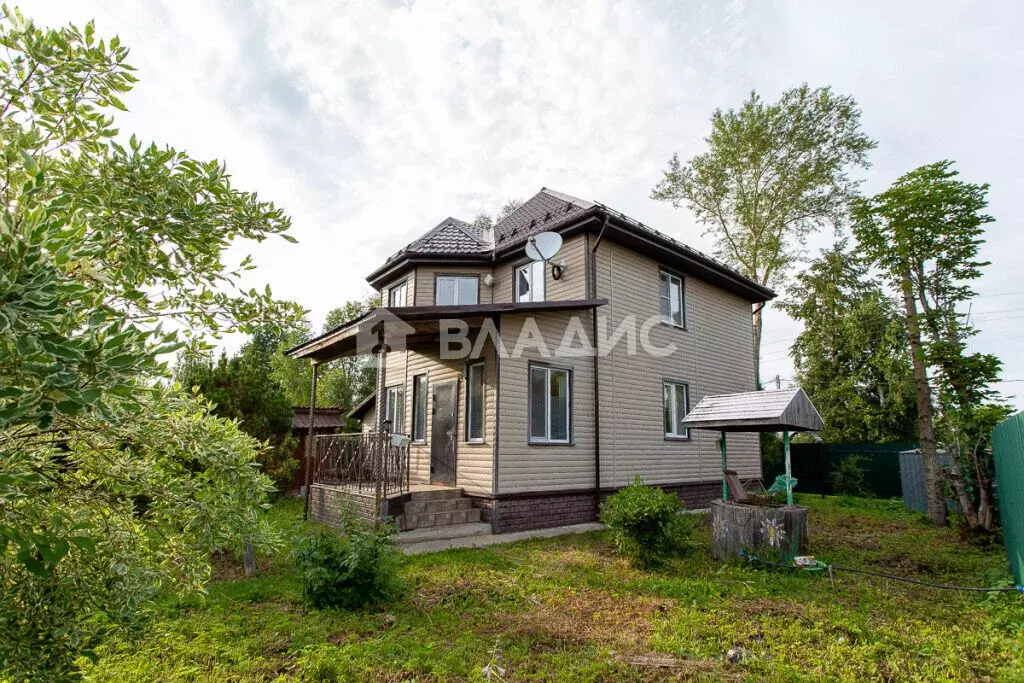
[680,387,824,433]
[367,207,774,304]
[285,299,608,362]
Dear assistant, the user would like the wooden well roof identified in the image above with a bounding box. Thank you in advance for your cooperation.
[680,387,824,433]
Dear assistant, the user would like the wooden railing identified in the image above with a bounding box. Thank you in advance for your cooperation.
[312,432,409,499]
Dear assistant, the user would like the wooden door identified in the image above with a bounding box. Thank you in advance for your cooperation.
[431,380,458,486]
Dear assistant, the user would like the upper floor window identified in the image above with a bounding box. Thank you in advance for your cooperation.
[435,275,479,306]
[663,380,690,439]
[529,364,571,444]
[515,261,546,303]
[388,281,408,307]
[659,270,685,328]
[465,362,485,442]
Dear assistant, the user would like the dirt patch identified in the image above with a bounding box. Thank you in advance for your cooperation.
[488,589,676,651]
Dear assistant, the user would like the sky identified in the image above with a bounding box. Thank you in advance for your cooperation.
[31,0,1024,408]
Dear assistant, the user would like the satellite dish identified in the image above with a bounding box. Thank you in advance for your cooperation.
[525,232,562,262]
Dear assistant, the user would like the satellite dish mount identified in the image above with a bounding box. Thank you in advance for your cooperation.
[525,232,564,279]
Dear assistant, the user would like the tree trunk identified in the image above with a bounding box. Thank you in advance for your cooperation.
[752,304,763,389]
[901,275,947,526]
[242,541,256,577]
[945,460,977,527]
[977,479,994,531]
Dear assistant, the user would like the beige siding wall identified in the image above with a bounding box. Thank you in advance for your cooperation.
[413,266,494,306]
[382,341,496,496]
[360,404,376,434]
[593,240,760,489]
[496,311,596,494]
[493,233,589,303]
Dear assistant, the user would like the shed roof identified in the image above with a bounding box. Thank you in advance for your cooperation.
[680,387,824,433]
[291,407,345,431]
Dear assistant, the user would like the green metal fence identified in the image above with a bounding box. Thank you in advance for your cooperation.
[991,412,1024,585]
[763,442,916,498]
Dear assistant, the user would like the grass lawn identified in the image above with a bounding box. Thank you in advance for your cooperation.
[85,496,1023,681]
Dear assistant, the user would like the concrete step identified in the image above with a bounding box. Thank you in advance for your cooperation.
[408,487,464,502]
[404,498,473,515]
[396,522,492,545]
[397,507,481,530]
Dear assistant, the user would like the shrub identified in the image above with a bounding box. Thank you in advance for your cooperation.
[600,475,692,568]
[830,455,872,497]
[293,510,402,609]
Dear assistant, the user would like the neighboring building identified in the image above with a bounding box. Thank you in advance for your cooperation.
[288,188,774,532]
[287,407,345,495]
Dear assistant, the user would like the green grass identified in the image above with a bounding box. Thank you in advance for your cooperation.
[84,496,1024,681]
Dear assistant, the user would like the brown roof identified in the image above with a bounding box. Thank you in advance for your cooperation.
[291,407,345,431]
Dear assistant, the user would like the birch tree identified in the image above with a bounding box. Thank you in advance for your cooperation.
[652,84,876,385]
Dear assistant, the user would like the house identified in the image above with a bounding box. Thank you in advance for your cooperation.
[287,188,774,533]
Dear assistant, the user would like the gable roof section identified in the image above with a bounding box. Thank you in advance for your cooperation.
[680,388,824,433]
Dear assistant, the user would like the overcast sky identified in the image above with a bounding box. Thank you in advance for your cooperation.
[32,0,1024,408]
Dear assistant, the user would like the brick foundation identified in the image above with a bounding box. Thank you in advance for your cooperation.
[487,479,753,534]
[308,484,399,526]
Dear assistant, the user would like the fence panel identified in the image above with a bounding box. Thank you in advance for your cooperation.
[992,412,1024,585]
[764,442,914,497]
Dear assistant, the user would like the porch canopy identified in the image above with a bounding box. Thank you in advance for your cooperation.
[285,299,607,362]
[680,387,823,505]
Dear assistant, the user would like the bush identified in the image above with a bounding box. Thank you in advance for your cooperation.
[293,511,402,609]
[830,455,871,497]
[600,475,692,568]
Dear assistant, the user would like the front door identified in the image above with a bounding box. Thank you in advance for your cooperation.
[431,380,458,486]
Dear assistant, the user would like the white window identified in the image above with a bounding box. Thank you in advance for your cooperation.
[659,270,685,327]
[663,380,690,439]
[411,374,427,442]
[384,386,405,434]
[515,261,546,302]
[529,365,571,444]
[435,275,479,306]
[466,362,485,442]
[388,281,407,307]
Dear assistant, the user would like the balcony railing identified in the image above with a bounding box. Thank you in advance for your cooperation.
[312,432,410,499]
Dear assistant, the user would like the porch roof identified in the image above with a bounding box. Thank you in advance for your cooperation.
[679,387,824,433]
[285,298,608,362]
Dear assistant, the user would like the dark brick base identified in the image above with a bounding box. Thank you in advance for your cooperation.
[486,479,753,534]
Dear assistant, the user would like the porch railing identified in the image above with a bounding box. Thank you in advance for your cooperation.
[312,432,410,499]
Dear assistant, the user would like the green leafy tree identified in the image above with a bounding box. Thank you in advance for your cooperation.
[783,240,917,442]
[271,300,378,417]
[0,9,300,677]
[652,84,876,384]
[853,160,1003,528]
[471,197,523,231]
[176,334,299,493]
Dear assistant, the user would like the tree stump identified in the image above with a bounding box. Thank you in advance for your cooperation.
[710,499,809,561]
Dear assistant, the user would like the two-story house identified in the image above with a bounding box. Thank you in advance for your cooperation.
[288,188,774,533]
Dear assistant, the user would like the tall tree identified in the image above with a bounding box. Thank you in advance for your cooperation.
[853,161,1000,527]
[176,334,299,493]
[783,240,917,443]
[652,84,876,385]
[271,299,378,414]
[0,9,300,677]
[471,197,523,231]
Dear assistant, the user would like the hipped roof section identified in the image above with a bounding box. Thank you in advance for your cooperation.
[365,188,775,303]
[680,387,824,433]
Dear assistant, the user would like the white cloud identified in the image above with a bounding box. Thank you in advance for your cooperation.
[29,0,1024,406]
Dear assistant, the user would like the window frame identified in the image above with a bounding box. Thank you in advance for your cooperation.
[387,280,408,308]
[662,379,691,440]
[411,374,427,443]
[434,274,480,306]
[464,361,486,443]
[659,269,686,329]
[527,362,573,445]
[515,260,546,303]
[384,385,406,435]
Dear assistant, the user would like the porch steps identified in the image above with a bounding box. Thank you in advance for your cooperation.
[395,487,482,532]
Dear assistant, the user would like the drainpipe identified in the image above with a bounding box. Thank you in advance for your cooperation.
[589,215,610,517]
[303,361,319,521]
